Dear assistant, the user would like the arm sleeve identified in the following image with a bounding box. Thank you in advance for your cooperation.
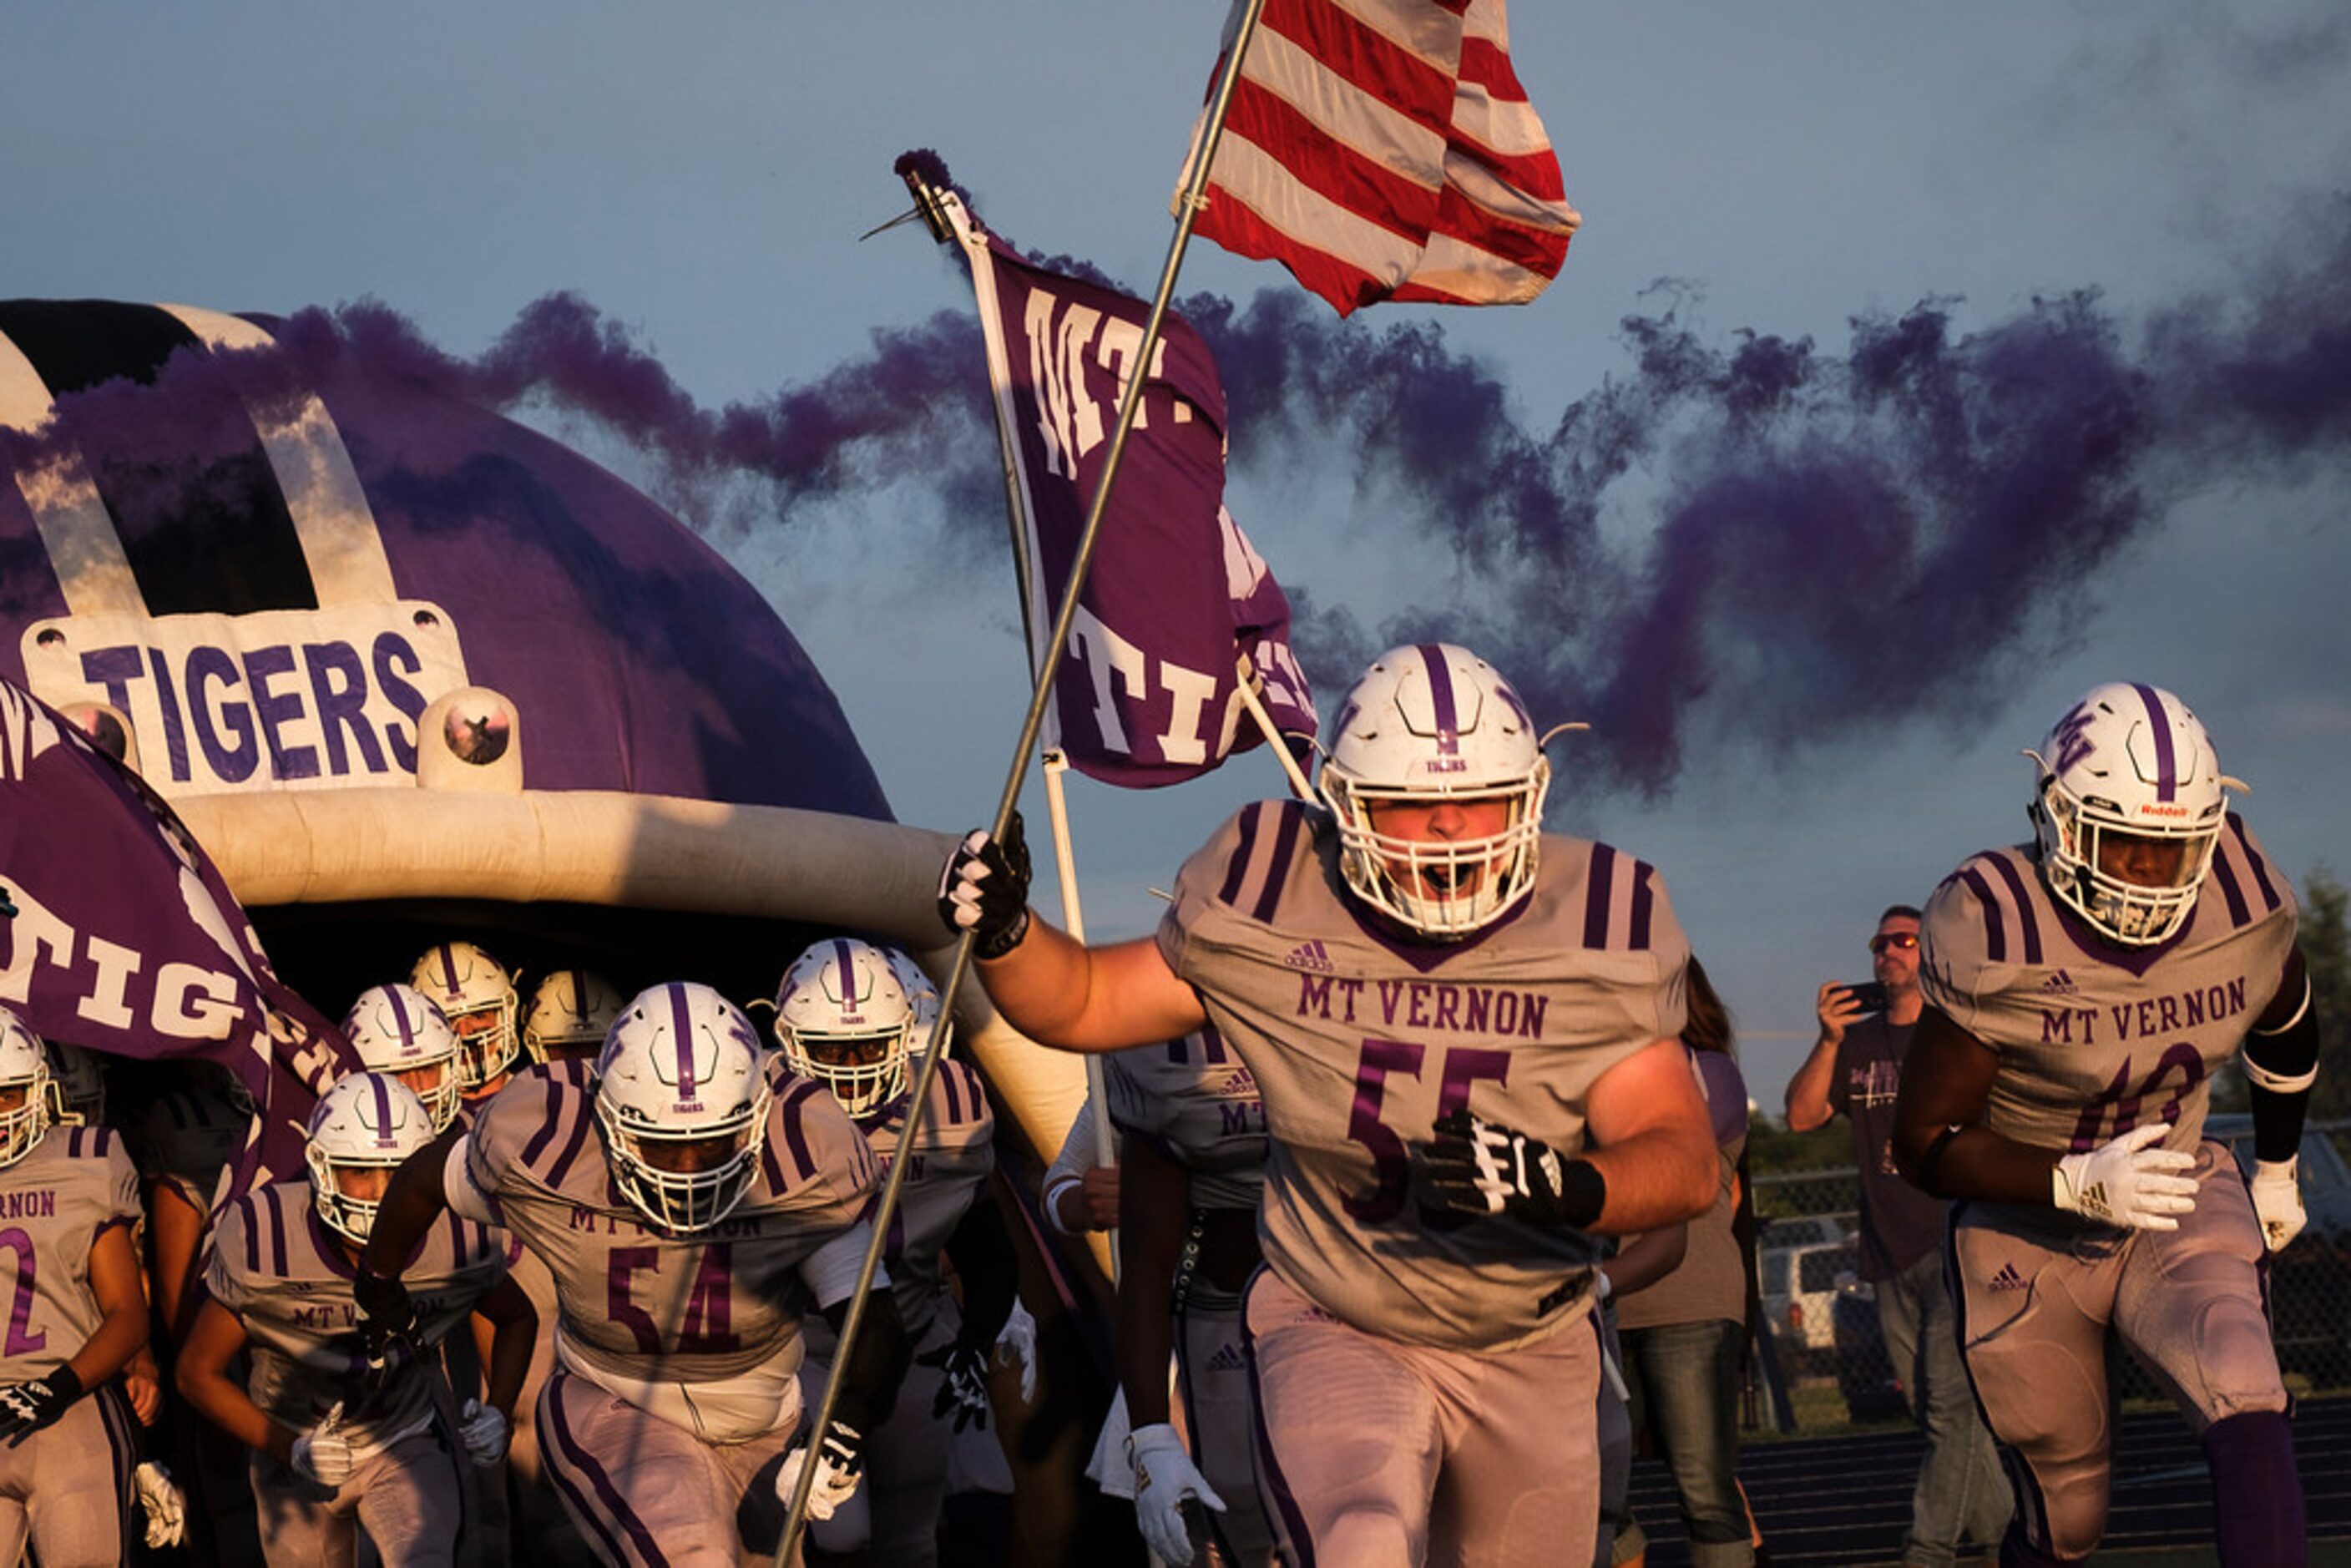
[797,1222,888,1311]
[1040,1100,1100,1237]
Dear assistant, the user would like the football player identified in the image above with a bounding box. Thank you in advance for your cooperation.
[352,981,911,1566]
[175,1072,532,1566]
[409,941,522,1103]
[773,938,1017,1566]
[1103,1027,1277,1565]
[342,984,465,1133]
[0,1008,149,1565]
[522,969,626,1066]
[1893,683,2317,1565]
[940,643,1717,1566]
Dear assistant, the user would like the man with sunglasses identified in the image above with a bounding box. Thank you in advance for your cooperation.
[1786,906,2010,1568]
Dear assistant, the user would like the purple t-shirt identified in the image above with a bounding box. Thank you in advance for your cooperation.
[1828,1014,1949,1280]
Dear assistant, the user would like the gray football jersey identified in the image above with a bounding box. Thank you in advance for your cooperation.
[458,1058,878,1387]
[1157,801,1690,1352]
[858,1056,994,1339]
[1919,816,2298,1157]
[205,1178,508,1449]
[1103,1027,1267,1211]
[0,1127,140,1383]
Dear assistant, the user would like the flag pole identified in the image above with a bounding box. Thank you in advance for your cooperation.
[1235,649,1315,801]
[780,13,1272,1547]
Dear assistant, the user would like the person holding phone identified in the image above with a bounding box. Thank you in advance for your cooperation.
[1784,906,2008,1568]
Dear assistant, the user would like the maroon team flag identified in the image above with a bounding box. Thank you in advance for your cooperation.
[960,212,1317,787]
[1176,0,1581,316]
[0,675,352,1188]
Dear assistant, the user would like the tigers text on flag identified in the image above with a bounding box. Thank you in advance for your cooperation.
[1176,0,1580,316]
[963,224,1316,787]
[0,675,352,1188]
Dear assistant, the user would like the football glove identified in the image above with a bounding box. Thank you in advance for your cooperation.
[938,814,1032,959]
[350,1262,418,1399]
[1128,1421,1225,1566]
[775,1421,864,1523]
[919,1341,993,1434]
[993,1297,1039,1404]
[291,1401,355,1487]
[2249,1157,2306,1252]
[0,1366,80,1446]
[458,1398,511,1466]
[2051,1123,2197,1231]
[134,1459,187,1548]
[1417,1107,1605,1228]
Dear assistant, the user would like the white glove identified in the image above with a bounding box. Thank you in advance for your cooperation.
[1128,1422,1225,1566]
[133,1459,186,1548]
[458,1398,511,1466]
[2052,1123,2197,1231]
[773,1422,863,1523]
[291,1400,354,1487]
[994,1297,1039,1404]
[2250,1157,2305,1252]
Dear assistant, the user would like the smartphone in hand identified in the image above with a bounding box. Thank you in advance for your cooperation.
[1843,981,1891,1013]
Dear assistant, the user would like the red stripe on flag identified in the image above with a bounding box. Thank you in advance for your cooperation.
[1197,188,1393,315]
[1218,82,1440,243]
[1423,186,1570,278]
[1257,0,1460,137]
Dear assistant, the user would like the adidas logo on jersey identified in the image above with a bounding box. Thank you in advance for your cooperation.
[1284,940,1336,974]
[1989,1262,2029,1293]
[1206,1342,1247,1373]
[2040,970,2080,996]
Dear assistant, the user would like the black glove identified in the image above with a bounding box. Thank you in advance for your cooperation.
[918,1340,993,1434]
[937,812,1032,959]
[0,1366,82,1447]
[1416,1107,1605,1228]
[351,1261,417,1396]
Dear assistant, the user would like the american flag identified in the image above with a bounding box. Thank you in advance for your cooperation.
[1178,0,1580,316]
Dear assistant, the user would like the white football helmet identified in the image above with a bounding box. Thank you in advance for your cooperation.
[887,948,953,1061]
[341,984,464,1132]
[43,1041,106,1127]
[773,939,914,1120]
[595,984,771,1232]
[2027,682,2244,948]
[0,1011,52,1169]
[409,942,520,1091]
[305,1072,437,1244]
[523,969,625,1063]
[1316,643,1551,939]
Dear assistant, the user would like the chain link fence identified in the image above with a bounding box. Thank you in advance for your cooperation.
[1738,1120,2351,1436]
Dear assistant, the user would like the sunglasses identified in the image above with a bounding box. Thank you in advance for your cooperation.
[1868,932,1920,954]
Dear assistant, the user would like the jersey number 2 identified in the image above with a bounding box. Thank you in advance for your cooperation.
[0,1228,43,1357]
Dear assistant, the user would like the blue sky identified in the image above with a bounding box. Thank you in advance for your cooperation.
[10,2,2348,1105]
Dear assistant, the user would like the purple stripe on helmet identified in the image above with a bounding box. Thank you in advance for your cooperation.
[1252,803,1305,924]
[1628,859,1656,951]
[1584,842,1618,949]
[1219,802,1264,908]
[388,989,417,1050]
[370,1073,394,1139]
[437,943,462,994]
[2131,683,2177,802]
[544,1371,672,1567]
[2209,843,2251,929]
[832,939,857,1007]
[1984,854,2045,966]
[2227,814,2281,912]
[569,971,591,1028]
[1417,643,1459,756]
[1958,866,2006,963]
[666,984,696,1100]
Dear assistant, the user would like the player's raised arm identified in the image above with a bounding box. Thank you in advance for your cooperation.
[938,812,1208,1051]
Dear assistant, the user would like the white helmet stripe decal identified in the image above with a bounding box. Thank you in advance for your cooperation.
[155,306,396,605]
